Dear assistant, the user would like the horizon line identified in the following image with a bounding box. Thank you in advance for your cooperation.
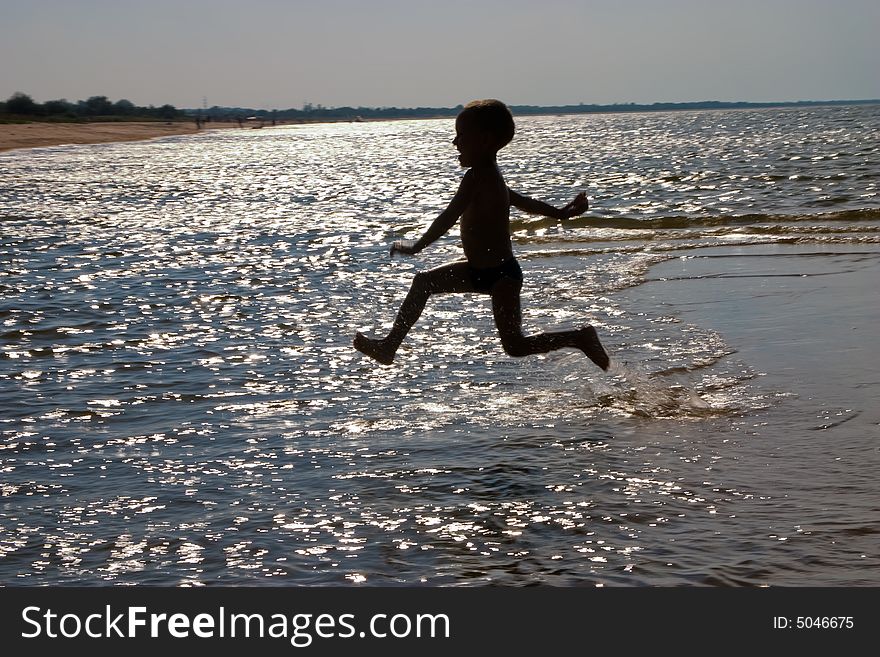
[189,97,880,112]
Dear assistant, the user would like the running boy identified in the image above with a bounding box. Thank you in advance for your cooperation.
[353,99,610,370]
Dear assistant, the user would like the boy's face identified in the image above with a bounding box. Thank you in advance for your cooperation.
[453,117,494,167]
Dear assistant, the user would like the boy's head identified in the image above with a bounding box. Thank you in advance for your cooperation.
[455,99,515,152]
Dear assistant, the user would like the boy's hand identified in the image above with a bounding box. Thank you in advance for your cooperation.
[560,192,589,219]
[390,240,418,257]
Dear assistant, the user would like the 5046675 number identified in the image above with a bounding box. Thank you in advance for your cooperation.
[796,617,853,629]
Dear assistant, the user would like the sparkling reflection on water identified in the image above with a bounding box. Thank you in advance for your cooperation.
[1,106,879,585]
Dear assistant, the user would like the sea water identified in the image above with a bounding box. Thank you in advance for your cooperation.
[1,105,878,585]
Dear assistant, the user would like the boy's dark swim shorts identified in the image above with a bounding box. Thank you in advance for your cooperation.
[469,257,523,293]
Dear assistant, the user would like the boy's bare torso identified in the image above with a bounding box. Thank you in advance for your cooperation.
[460,163,514,269]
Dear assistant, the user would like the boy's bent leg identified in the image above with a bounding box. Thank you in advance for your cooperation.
[355,261,474,364]
[491,279,610,370]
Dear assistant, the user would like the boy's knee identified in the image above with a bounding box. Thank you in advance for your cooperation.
[411,271,432,290]
[413,270,450,295]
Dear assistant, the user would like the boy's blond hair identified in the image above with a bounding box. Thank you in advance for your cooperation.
[458,99,515,150]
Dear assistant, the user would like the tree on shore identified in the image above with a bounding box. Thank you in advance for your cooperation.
[43,99,74,116]
[6,92,39,115]
[157,104,178,119]
[81,95,114,116]
[114,99,136,116]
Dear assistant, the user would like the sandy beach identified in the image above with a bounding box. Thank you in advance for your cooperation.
[0,121,240,153]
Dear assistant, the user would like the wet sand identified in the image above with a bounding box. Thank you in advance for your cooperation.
[634,243,880,409]
[621,243,880,425]
[0,121,240,153]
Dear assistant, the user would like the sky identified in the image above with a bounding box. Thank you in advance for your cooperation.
[2,0,878,110]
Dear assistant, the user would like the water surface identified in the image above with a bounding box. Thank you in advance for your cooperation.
[1,105,878,585]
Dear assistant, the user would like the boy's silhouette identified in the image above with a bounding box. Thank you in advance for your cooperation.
[354,99,610,371]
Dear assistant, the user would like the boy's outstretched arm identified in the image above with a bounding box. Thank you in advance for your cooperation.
[391,171,475,256]
[508,188,589,220]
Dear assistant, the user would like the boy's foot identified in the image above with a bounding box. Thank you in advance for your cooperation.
[353,332,395,365]
[577,325,610,371]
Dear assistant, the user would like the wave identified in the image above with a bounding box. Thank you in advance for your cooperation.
[510,208,880,232]
[520,234,880,262]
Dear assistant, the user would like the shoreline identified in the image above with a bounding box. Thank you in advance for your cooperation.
[0,121,241,154]
[0,118,427,154]
[6,99,878,154]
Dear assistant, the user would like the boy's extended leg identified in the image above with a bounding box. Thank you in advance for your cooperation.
[490,278,610,370]
[354,261,475,364]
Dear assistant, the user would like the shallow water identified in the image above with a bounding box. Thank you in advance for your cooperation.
[1,105,878,585]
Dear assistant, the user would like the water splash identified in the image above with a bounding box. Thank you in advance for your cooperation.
[595,359,720,419]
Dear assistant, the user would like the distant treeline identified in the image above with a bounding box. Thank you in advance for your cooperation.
[196,98,880,122]
[4,92,877,124]
[1,92,186,121]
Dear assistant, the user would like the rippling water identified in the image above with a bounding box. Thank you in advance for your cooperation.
[1,105,879,585]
